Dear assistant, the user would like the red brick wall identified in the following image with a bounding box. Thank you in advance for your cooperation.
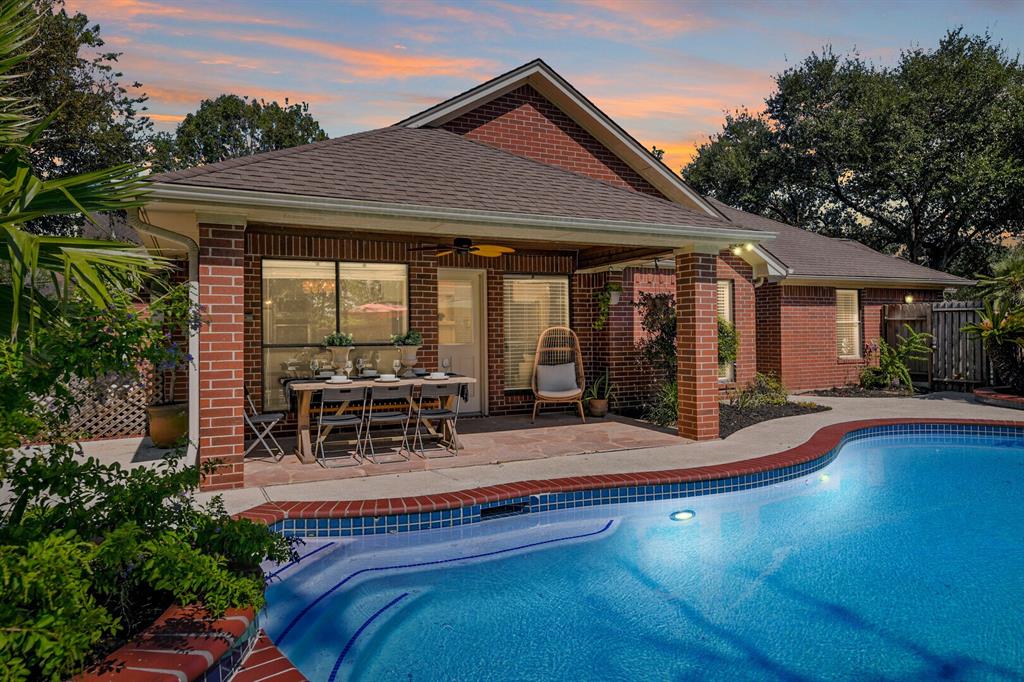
[675,252,719,440]
[198,222,246,490]
[440,84,666,198]
[756,284,944,391]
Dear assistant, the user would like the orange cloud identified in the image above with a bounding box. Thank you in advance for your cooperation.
[65,0,307,28]
[657,140,703,171]
[383,1,511,31]
[218,31,496,80]
[147,112,184,123]
[570,0,717,36]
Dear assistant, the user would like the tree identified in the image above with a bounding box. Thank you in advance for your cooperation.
[7,0,151,236]
[151,94,328,172]
[683,30,1024,276]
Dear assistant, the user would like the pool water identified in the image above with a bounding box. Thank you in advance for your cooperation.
[262,430,1024,681]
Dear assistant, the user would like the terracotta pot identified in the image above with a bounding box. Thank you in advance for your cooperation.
[588,398,609,417]
[148,403,188,448]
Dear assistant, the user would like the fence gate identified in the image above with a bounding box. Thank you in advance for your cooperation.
[884,300,990,391]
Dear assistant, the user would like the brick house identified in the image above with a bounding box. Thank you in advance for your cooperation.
[131,60,966,490]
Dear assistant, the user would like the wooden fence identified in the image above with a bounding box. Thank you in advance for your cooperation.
[883,300,991,390]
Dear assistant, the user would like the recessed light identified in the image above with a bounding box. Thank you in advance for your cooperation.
[670,510,695,522]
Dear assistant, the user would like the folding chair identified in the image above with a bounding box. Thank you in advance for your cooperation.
[361,383,414,463]
[412,382,464,458]
[315,386,368,467]
[244,390,285,460]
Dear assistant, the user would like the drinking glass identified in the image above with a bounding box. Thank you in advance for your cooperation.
[392,359,402,375]
[344,360,354,378]
[441,357,450,374]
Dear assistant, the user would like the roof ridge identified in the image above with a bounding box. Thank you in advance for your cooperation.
[148,128,391,183]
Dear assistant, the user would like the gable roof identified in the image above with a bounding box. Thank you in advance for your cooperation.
[708,199,968,287]
[150,127,747,234]
[394,58,725,220]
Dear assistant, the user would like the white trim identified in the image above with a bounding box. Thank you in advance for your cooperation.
[147,184,768,245]
[395,60,723,220]
[782,275,966,289]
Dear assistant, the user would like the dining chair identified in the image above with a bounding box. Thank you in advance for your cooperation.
[412,382,464,458]
[315,385,368,467]
[243,390,286,460]
[361,383,414,463]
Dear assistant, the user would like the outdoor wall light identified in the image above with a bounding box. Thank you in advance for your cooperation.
[670,510,696,522]
[731,245,743,256]
[904,294,914,303]
[745,243,754,251]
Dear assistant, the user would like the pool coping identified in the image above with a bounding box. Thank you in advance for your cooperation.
[235,418,1024,528]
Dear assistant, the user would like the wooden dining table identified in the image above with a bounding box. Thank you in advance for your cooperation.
[287,375,477,463]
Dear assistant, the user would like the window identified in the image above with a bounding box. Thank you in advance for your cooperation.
[717,280,734,380]
[261,259,408,408]
[503,275,570,389]
[836,289,861,358]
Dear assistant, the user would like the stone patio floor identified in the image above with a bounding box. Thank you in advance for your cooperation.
[241,413,686,488]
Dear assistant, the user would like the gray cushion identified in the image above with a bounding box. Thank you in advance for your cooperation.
[536,362,578,393]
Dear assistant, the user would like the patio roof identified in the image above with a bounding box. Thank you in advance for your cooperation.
[148,127,766,245]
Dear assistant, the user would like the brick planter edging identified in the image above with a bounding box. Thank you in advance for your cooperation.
[974,387,1024,410]
[75,604,257,682]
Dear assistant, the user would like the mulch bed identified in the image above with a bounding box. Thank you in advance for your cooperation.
[719,401,831,439]
[804,386,916,398]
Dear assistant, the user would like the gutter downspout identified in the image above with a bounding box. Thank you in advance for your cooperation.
[127,208,200,466]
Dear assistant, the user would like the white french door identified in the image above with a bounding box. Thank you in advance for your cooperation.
[437,269,487,414]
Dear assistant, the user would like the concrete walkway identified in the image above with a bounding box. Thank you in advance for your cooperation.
[191,392,1022,514]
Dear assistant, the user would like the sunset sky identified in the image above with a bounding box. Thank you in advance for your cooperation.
[69,0,1024,172]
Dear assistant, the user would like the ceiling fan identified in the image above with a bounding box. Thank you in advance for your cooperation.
[410,237,515,258]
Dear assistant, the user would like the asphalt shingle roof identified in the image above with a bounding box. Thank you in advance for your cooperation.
[151,127,731,230]
[708,199,967,285]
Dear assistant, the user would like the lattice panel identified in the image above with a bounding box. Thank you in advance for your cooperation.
[39,376,155,440]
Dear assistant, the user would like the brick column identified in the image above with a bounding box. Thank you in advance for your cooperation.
[676,250,719,440]
[198,221,246,490]
[408,249,438,372]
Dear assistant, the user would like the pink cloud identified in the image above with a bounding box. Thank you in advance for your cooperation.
[217,31,497,80]
[65,0,308,28]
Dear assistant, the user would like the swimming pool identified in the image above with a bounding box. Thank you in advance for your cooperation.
[261,425,1024,681]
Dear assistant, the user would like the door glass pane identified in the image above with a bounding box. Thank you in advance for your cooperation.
[438,279,475,345]
[717,280,734,380]
[339,263,407,342]
[262,260,336,345]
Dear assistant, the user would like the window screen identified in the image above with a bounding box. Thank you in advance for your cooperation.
[836,289,861,358]
[503,276,570,389]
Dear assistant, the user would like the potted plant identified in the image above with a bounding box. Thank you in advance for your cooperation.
[391,329,424,377]
[592,281,623,331]
[585,370,614,417]
[147,285,205,448]
[322,331,355,369]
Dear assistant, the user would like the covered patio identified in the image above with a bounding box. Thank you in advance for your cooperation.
[242,412,687,488]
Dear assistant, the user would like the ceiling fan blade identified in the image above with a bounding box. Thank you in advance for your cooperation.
[471,245,516,257]
[435,250,454,258]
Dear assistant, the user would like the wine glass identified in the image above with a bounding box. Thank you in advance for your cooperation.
[344,360,353,378]
[441,357,451,375]
[310,357,320,375]
[392,359,402,376]
[355,357,364,376]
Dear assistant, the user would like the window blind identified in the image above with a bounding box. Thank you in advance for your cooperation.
[503,276,570,389]
[717,280,734,380]
[836,289,861,358]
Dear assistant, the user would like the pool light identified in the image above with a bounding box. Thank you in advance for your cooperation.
[670,510,696,522]
[819,473,830,482]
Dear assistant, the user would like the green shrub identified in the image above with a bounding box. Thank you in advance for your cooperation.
[859,366,888,389]
[869,324,933,390]
[645,381,678,427]
[732,372,788,409]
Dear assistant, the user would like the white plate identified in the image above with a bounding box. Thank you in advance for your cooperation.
[327,377,351,384]
[427,373,448,380]
[375,377,400,383]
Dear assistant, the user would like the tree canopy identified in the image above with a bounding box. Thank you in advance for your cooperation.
[8,0,151,236]
[150,94,328,172]
[683,30,1024,276]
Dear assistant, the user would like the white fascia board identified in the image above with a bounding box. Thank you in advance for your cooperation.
[147,184,770,246]
[781,275,970,289]
[395,61,723,221]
